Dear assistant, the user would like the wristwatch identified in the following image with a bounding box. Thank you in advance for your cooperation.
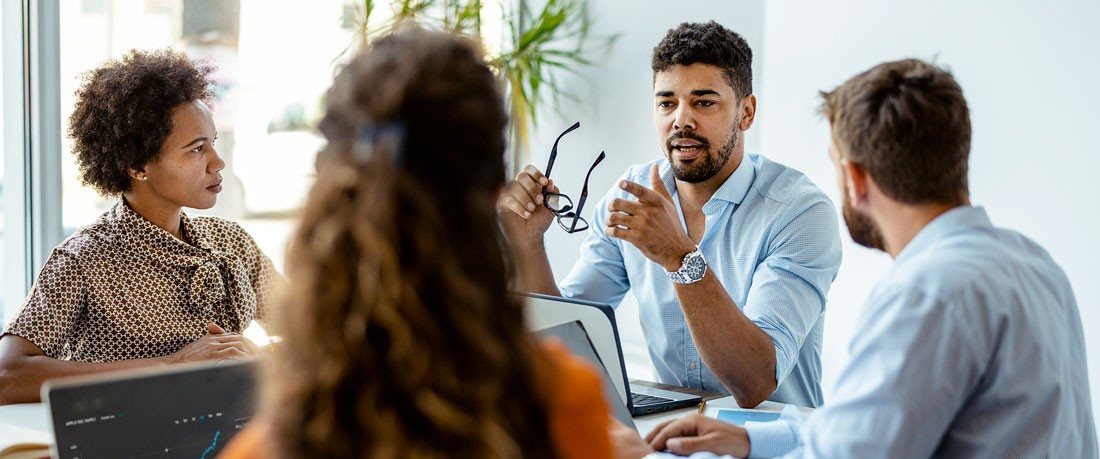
[665,247,707,284]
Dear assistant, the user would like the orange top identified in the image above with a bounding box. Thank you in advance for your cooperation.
[217,340,613,458]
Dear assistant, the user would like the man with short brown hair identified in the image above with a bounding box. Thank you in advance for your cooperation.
[638,59,1098,458]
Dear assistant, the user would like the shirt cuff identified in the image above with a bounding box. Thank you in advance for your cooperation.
[744,406,804,458]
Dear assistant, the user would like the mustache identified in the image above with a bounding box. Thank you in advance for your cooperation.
[666,130,711,152]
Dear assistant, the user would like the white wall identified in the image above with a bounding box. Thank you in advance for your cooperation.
[759,0,1100,437]
[535,0,1100,433]
[526,0,765,380]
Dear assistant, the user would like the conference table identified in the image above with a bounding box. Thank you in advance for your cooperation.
[0,380,806,454]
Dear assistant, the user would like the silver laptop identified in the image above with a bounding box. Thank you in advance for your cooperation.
[535,320,636,428]
[42,360,257,459]
[524,293,702,416]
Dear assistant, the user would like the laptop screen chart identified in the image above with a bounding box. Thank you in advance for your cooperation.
[49,363,256,459]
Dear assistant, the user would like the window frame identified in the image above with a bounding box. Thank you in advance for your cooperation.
[2,0,64,324]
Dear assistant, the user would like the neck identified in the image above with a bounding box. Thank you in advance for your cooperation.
[874,201,964,258]
[122,191,185,240]
[674,152,743,208]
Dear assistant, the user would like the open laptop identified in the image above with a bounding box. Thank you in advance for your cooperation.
[524,293,702,416]
[43,360,257,459]
[535,320,636,428]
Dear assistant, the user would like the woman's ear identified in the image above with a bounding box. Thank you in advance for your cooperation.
[128,168,148,182]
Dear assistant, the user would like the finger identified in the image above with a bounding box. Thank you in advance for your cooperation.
[605,224,632,243]
[215,347,249,360]
[497,195,533,219]
[643,419,680,444]
[605,211,634,228]
[646,416,700,450]
[515,171,546,206]
[240,337,260,356]
[607,198,644,215]
[650,163,673,201]
[667,432,734,456]
[206,322,227,334]
[520,165,549,187]
[618,179,665,204]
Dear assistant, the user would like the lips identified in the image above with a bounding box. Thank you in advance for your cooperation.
[206,179,223,193]
[667,132,709,161]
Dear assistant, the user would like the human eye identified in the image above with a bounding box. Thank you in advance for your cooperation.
[695,100,717,107]
[657,100,675,109]
[191,143,205,153]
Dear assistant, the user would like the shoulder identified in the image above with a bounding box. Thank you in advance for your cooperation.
[745,154,832,210]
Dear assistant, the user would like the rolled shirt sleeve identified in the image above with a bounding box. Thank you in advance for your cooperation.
[743,198,841,385]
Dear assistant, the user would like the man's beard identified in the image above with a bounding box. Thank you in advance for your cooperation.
[841,192,886,251]
[665,127,737,183]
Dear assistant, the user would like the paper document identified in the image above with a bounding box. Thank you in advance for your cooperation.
[715,409,782,426]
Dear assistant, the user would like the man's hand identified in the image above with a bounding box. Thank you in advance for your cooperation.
[166,322,258,364]
[496,165,559,245]
[645,414,750,457]
[606,164,696,270]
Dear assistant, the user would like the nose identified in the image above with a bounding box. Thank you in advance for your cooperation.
[673,106,695,131]
[208,145,226,174]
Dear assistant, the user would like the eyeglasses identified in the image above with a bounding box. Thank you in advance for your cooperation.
[543,121,606,233]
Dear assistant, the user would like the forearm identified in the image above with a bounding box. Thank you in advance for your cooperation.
[510,239,561,296]
[675,274,777,407]
[0,352,168,405]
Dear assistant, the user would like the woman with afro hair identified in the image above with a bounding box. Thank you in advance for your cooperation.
[0,49,281,404]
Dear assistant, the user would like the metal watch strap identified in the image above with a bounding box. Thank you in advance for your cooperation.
[665,247,706,284]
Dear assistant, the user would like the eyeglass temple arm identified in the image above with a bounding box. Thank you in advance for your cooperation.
[569,151,606,231]
[544,121,581,179]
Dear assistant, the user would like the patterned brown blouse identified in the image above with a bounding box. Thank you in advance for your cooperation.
[3,199,280,362]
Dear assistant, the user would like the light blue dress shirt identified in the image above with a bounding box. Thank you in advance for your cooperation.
[745,206,1099,458]
[559,153,842,407]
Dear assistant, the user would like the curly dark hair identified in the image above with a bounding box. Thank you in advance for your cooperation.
[651,21,753,97]
[68,49,215,195]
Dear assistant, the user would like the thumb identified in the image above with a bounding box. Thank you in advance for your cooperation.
[206,321,227,334]
[650,163,672,201]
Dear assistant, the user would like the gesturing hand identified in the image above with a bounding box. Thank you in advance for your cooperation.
[167,322,258,364]
[644,414,750,457]
[496,165,559,246]
[606,164,696,271]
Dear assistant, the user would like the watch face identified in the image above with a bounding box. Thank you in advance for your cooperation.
[683,252,707,281]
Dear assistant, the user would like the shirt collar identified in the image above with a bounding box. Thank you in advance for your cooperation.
[661,153,756,205]
[895,205,992,263]
[113,198,209,251]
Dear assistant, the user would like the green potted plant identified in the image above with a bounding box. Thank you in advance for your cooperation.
[341,0,610,171]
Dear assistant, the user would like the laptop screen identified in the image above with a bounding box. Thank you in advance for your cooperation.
[44,360,257,459]
[535,321,636,429]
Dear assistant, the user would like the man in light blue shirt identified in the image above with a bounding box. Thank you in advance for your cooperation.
[498,21,841,408]
[639,59,1098,457]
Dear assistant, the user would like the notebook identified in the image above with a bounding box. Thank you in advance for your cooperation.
[524,293,702,416]
[42,360,257,459]
[535,320,636,429]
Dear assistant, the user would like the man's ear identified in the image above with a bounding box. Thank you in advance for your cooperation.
[842,159,870,206]
[739,94,757,131]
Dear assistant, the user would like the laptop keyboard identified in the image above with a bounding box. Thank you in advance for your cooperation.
[631,392,673,406]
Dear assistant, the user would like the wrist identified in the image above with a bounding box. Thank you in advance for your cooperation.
[661,243,698,271]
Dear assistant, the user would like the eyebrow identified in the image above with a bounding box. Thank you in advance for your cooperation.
[179,136,211,150]
[655,89,722,98]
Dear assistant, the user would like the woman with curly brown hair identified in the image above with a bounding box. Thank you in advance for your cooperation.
[218,29,614,458]
[0,49,280,405]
